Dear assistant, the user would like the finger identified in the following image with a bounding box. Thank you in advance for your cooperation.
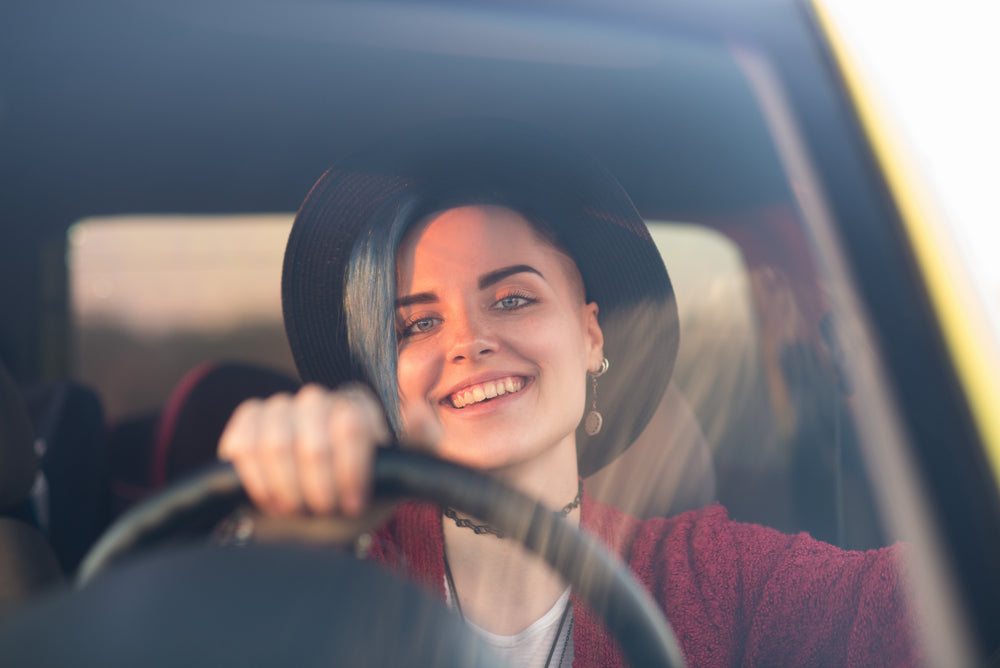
[294,385,337,514]
[218,398,273,510]
[340,383,393,445]
[258,393,303,515]
[340,384,393,513]
[327,393,378,517]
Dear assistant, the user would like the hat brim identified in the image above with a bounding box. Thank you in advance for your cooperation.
[282,120,678,476]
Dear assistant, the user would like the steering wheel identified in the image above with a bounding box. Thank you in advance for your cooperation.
[78,449,686,668]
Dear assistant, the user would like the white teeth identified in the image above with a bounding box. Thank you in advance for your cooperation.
[449,376,524,408]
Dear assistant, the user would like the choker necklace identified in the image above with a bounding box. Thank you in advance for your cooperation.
[442,480,583,539]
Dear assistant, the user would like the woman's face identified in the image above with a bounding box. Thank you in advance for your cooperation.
[395,205,604,473]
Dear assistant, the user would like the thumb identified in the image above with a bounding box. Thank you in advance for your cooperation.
[399,401,442,452]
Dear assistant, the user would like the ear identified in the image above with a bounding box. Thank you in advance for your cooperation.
[582,301,604,372]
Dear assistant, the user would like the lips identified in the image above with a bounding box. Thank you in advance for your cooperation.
[448,376,526,408]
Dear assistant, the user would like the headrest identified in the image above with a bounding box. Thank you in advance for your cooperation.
[151,362,300,486]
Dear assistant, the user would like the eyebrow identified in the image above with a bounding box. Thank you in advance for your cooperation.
[395,292,436,309]
[478,264,543,289]
[395,264,543,309]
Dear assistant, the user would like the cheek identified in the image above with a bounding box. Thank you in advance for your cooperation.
[396,349,435,403]
[531,318,591,384]
[395,354,417,402]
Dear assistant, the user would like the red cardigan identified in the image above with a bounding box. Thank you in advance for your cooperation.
[368,493,918,667]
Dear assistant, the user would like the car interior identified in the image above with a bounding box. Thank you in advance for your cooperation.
[2,0,999,665]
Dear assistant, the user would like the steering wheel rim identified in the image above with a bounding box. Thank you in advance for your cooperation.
[79,449,687,668]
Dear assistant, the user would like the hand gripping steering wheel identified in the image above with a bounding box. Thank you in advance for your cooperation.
[78,449,686,668]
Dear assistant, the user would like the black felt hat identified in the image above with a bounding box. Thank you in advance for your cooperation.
[282,120,678,476]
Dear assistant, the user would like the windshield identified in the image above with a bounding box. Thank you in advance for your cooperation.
[4,1,998,665]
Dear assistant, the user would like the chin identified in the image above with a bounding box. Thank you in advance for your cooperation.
[435,431,573,478]
[436,446,513,473]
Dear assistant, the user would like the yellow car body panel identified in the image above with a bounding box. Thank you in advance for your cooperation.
[814,0,1000,485]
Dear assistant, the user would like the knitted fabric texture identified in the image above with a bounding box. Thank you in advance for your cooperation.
[366,493,919,667]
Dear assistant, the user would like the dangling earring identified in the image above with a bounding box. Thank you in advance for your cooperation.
[584,357,609,436]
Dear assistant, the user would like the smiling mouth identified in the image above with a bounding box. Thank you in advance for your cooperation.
[448,376,526,409]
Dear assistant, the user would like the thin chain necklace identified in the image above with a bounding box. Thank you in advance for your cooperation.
[441,479,583,539]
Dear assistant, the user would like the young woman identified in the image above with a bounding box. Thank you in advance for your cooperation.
[218,122,917,666]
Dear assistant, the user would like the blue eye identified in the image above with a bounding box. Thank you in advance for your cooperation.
[494,294,534,310]
[402,316,440,337]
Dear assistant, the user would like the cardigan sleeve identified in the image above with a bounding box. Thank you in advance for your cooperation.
[619,504,920,667]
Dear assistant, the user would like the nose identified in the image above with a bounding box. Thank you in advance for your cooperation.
[447,310,497,363]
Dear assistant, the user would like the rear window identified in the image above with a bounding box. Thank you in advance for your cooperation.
[69,215,296,423]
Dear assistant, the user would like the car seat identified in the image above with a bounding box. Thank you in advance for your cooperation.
[107,362,301,518]
[0,360,62,616]
[22,380,111,573]
[106,411,160,517]
[149,361,300,487]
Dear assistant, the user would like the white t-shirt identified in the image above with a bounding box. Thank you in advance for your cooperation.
[445,583,574,668]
